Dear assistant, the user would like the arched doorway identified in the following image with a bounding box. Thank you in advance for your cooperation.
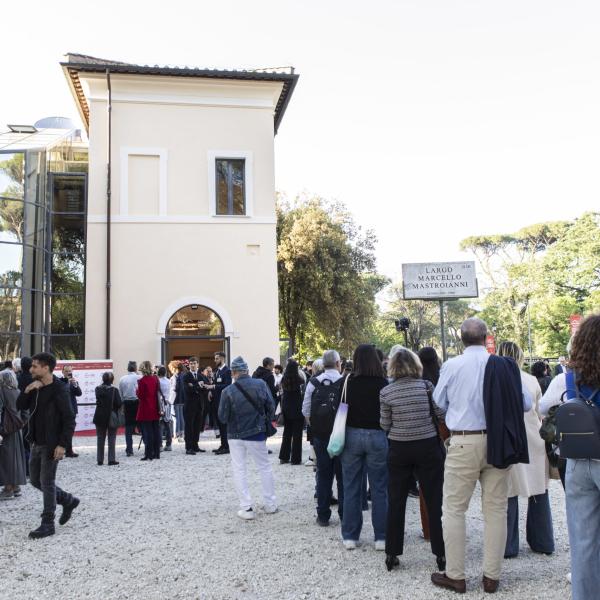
[161,304,229,368]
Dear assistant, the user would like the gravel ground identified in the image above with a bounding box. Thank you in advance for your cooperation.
[0,433,571,600]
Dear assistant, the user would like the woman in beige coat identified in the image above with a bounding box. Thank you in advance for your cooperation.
[499,342,555,558]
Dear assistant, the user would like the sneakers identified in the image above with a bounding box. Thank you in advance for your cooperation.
[263,505,278,514]
[237,508,255,520]
[304,457,315,467]
[59,497,80,526]
[343,540,358,550]
[375,540,386,551]
[566,573,572,584]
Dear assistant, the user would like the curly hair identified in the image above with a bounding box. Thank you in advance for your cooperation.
[569,314,600,388]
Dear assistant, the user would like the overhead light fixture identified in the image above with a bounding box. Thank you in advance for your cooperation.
[7,124,38,134]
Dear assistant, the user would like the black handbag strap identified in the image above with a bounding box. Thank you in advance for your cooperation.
[425,382,441,439]
[234,381,265,417]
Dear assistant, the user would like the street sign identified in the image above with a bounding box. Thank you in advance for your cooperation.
[402,261,478,300]
[486,334,496,355]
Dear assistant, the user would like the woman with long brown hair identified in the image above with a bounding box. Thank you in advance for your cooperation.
[564,314,600,600]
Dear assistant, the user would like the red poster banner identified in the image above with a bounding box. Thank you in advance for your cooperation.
[485,334,496,354]
[570,314,583,336]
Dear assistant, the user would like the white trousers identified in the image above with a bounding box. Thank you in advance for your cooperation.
[228,439,277,511]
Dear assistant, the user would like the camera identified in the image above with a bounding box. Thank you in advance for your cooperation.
[394,317,410,332]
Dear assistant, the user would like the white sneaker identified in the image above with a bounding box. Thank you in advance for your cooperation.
[237,508,255,520]
[566,572,571,584]
[263,505,278,514]
[304,457,315,467]
[343,540,358,550]
[375,540,386,551]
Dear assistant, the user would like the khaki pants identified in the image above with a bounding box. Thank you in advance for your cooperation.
[442,433,510,580]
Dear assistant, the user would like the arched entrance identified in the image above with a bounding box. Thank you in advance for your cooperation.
[161,304,229,368]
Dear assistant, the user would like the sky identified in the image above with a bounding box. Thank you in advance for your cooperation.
[1,0,599,284]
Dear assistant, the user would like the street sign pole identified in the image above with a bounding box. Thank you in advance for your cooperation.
[439,300,447,362]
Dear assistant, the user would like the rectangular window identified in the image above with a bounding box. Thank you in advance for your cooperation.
[215,159,245,215]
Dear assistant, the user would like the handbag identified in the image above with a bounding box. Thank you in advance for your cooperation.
[108,388,122,429]
[156,376,166,417]
[426,383,449,454]
[327,375,349,458]
[0,399,25,436]
[234,382,277,437]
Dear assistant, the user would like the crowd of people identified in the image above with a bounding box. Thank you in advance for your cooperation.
[0,314,599,598]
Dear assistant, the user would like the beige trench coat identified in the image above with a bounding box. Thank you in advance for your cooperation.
[508,371,549,498]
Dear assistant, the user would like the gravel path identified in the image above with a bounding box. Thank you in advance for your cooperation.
[1,433,571,600]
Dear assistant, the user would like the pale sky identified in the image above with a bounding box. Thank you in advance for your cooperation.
[2,0,599,282]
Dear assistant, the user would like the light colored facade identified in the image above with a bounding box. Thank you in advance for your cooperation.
[61,55,297,375]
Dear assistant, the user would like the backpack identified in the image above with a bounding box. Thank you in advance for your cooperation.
[539,391,567,445]
[555,372,600,460]
[309,376,345,439]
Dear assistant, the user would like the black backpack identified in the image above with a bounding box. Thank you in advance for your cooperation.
[309,376,345,439]
[556,374,600,460]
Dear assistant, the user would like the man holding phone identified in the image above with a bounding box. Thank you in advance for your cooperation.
[17,353,79,539]
[60,365,82,457]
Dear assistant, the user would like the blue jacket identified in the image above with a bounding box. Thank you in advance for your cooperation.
[218,375,275,440]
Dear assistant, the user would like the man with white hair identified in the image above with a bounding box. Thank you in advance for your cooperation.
[302,349,345,527]
[431,318,532,594]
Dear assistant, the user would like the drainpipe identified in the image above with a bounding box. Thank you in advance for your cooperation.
[106,69,112,359]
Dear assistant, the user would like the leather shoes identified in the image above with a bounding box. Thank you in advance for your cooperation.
[482,576,499,593]
[431,572,466,594]
[186,450,196,455]
[215,447,230,455]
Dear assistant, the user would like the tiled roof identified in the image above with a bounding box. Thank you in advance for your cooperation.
[61,53,299,134]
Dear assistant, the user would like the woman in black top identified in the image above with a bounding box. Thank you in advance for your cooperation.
[418,346,441,386]
[531,361,552,394]
[93,372,122,466]
[278,360,305,465]
[340,344,389,550]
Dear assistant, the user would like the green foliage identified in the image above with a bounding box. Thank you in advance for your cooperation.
[462,212,600,357]
[277,195,387,360]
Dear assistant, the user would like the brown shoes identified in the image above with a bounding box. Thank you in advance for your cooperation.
[431,572,466,594]
[483,576,499,593]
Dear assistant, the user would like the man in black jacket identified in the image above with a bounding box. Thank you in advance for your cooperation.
[252,358,278,405]
[17,352,79,539]
[205,351,232,454]
[182,356,206,455]
[60,364,82,458]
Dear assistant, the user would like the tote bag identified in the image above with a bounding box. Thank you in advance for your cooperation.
[327,376,349,458]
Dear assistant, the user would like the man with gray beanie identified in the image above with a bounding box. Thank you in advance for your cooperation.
[218,356,277,520]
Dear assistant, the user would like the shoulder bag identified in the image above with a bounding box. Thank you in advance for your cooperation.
[108,387,121,429]
[326,375,349,458]
[426,382,449,453]
[234,381,277,437]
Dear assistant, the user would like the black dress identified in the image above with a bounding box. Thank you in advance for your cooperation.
[279,385,304,464]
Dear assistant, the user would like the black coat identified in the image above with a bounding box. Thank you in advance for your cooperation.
[252,366,277,402]
[213,365,232,402]
[182,371,203,405]
[483,355,529,469]
[17,376,75,459]
[60,376,83,415]
[281,386,304,420]
[93,385,122,428]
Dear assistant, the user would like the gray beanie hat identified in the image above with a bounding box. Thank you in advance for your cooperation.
[231,356,249,372]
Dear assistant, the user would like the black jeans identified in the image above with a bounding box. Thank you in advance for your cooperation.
[160,420,173,448]
[96,426,117,463]
[313,436,344,523]
[29,444,74,520]
[140,421,161,459]
[215,396,229,450]
[184,400,202,451]
[386,437,445,558]
[123,400,139,454]
[279,417,304,464]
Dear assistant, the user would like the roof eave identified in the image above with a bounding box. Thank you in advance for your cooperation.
[61,65,90,133]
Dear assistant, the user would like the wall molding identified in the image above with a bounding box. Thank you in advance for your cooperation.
[120,147,168,216]
[87,214,275,224]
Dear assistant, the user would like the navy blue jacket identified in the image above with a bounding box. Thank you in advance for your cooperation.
[483,355,529,469]
[213,365,232,402]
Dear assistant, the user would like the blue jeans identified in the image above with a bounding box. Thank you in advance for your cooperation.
[313,436,344,523]
[505,492,555,557]
[174,404,185,436]
[566,459,600,600]
[341,427,388,542]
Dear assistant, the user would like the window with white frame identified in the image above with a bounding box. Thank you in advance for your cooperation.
[216,158,245,215]
[208,150,253,217]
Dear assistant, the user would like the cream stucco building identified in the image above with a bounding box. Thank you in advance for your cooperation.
[55,54,297,374]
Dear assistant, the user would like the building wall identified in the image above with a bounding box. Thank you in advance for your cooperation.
[82,74,283,376]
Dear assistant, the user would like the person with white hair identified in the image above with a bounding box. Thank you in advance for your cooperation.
[302,349,344,527]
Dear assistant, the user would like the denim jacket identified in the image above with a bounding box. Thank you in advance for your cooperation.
[218,375,275,440]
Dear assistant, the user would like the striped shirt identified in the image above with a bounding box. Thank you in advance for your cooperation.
[380,377,446,442]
